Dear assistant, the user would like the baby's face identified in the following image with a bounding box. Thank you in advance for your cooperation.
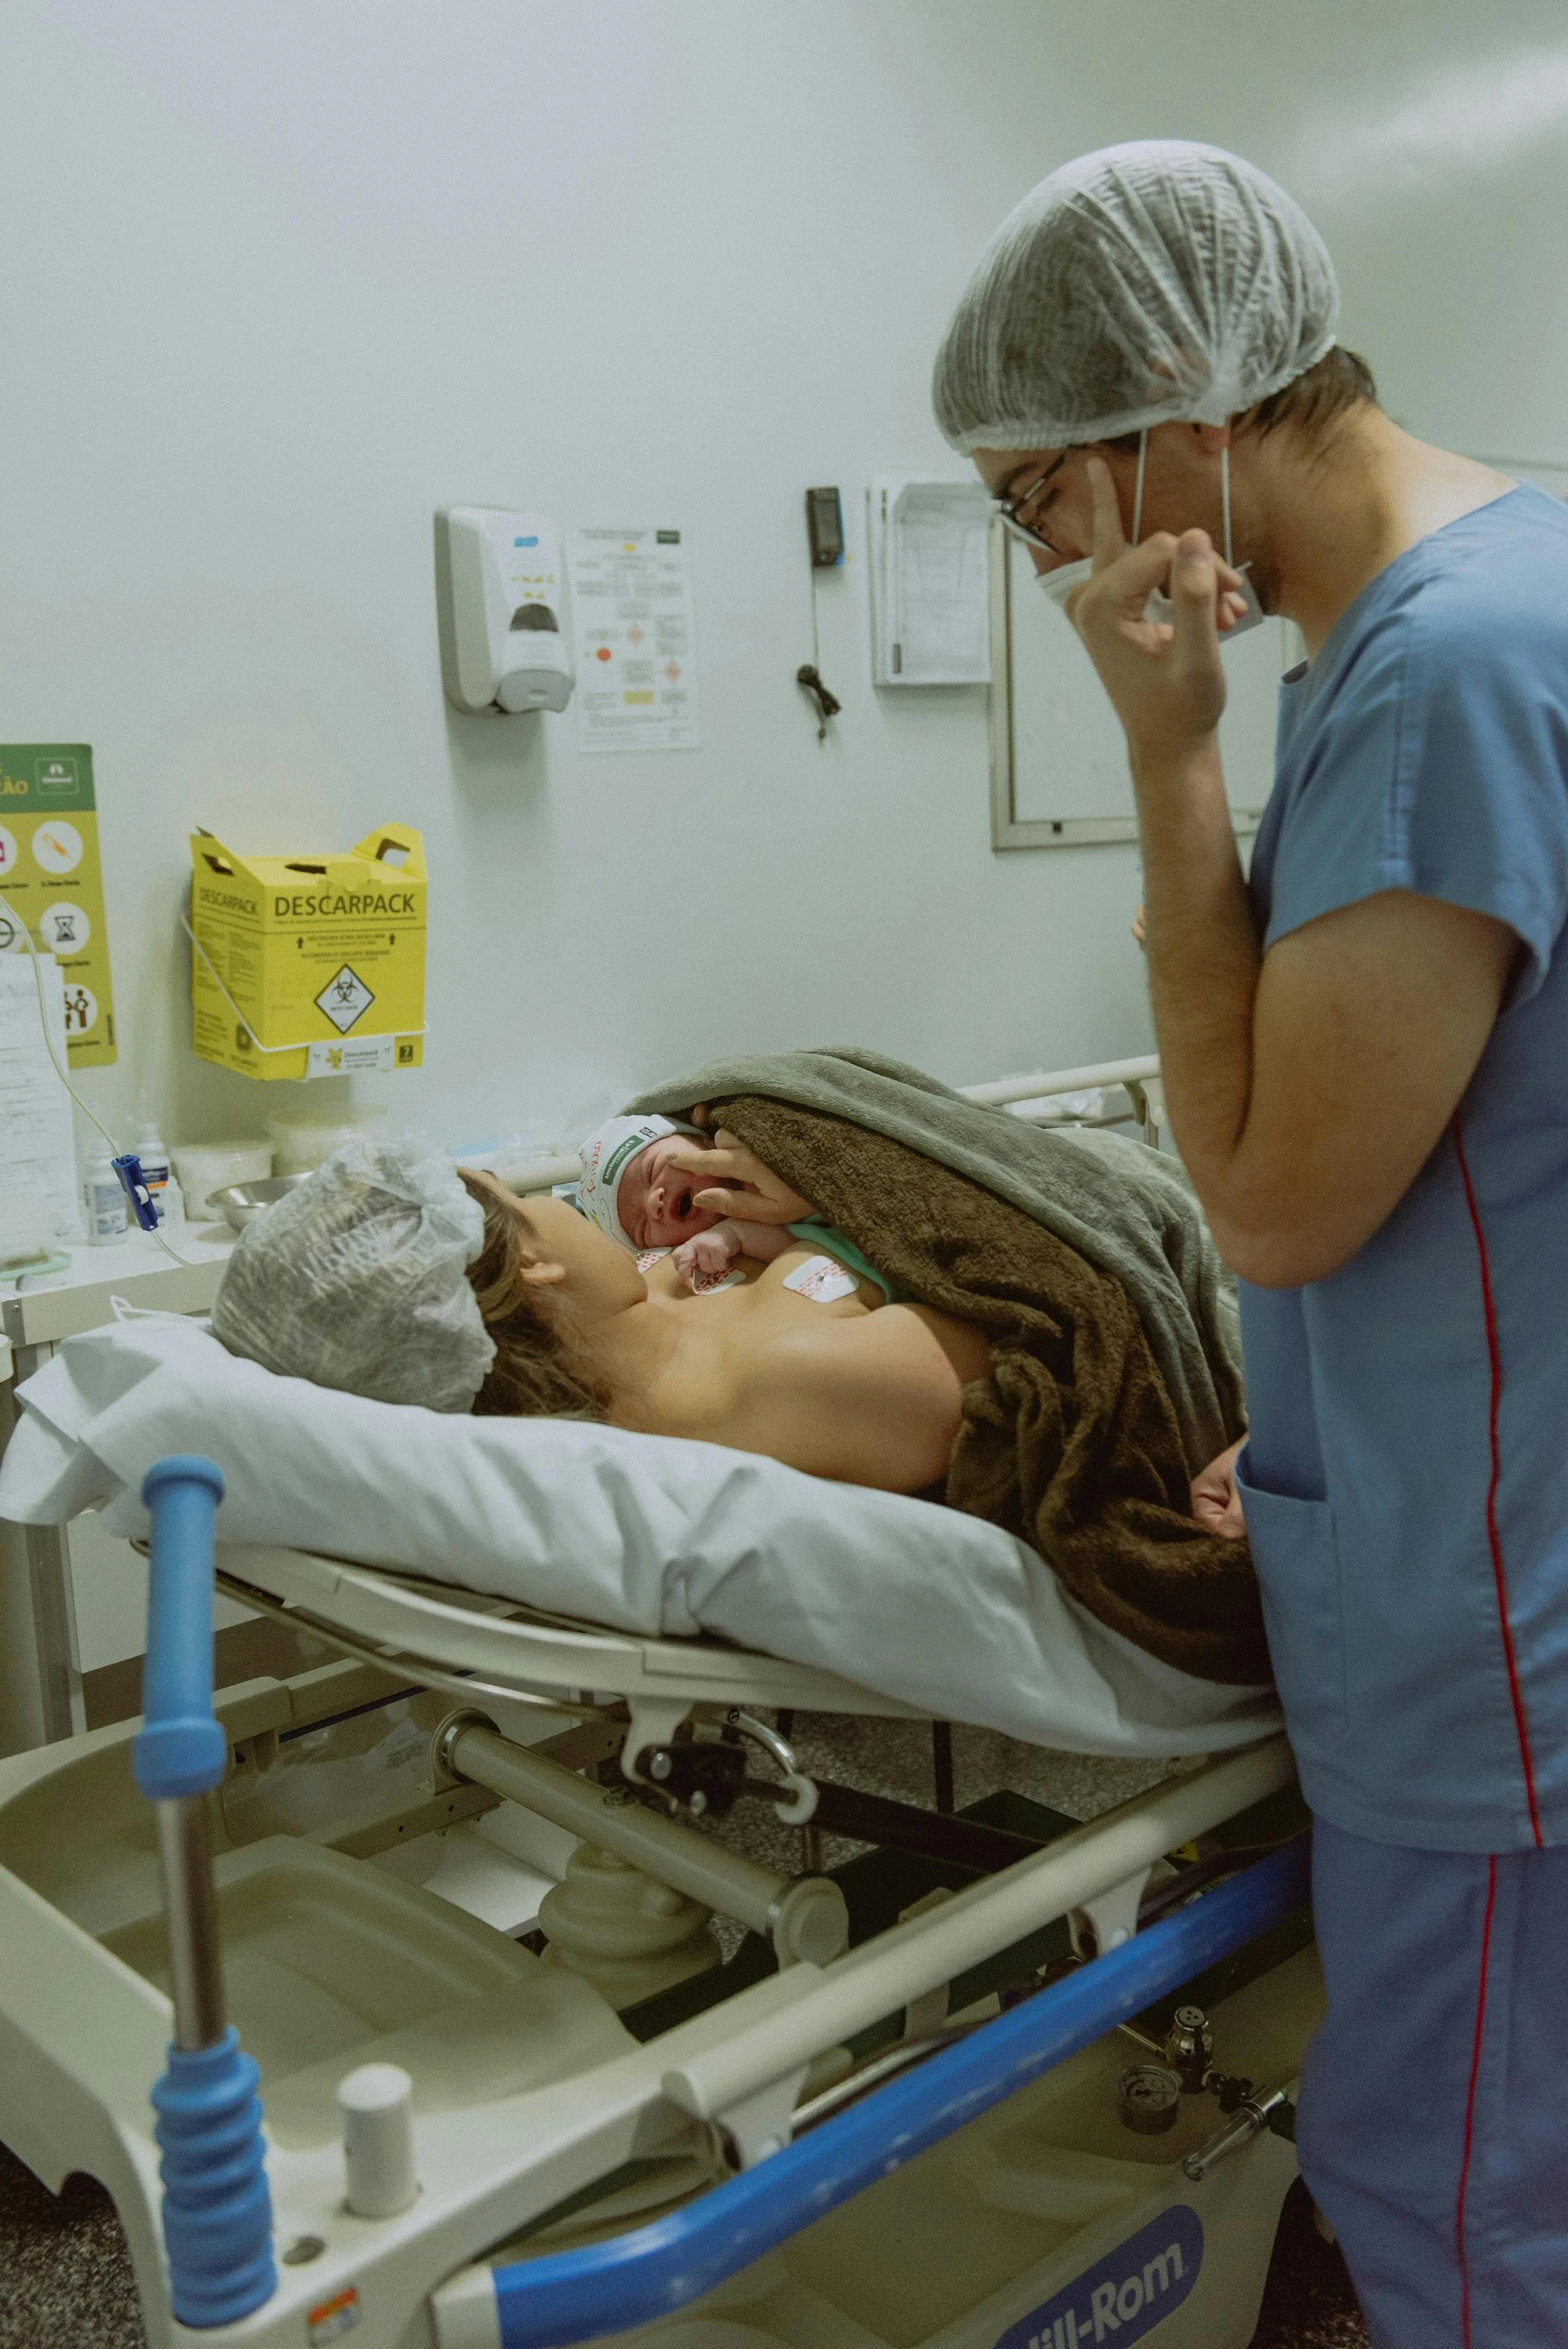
[618,1134,725,1248]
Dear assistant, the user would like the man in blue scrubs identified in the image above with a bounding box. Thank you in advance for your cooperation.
[936,142,1568,2344]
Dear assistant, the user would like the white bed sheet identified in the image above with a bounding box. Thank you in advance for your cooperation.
[0,1316,1278,1757]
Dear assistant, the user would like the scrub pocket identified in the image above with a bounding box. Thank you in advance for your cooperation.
[1235,1454,1348,1750]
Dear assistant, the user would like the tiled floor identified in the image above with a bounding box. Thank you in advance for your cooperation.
[0,2152,146,2349]
[1249,2184,1370,2347]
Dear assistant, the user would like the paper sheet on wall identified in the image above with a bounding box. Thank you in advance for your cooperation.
[568,526,700,753]
[0,952,80,1239]
[869,477,992,685]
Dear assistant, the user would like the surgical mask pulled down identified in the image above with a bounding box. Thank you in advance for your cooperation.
[1038,433,1264,644]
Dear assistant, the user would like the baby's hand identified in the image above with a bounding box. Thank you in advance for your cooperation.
[728,1218,795,1264]
[673,1225,741,1287]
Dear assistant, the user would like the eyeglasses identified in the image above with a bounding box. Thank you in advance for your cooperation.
[992,455,1067,554]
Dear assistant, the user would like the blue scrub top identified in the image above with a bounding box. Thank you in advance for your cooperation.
[1239,483,1568,1851]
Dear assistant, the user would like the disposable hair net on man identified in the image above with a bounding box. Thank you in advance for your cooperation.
[933,140,1339,454]
[210,1137,496,1413]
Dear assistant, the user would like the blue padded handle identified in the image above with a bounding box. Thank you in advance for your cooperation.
[133,1456,227,1801]
[154,2029,276,2326]
[484,1839,1310,2349]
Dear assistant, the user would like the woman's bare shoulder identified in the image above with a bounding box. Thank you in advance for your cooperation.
[721,1306,975,1492]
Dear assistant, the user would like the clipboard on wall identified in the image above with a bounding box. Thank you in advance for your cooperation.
[868,476,992,685]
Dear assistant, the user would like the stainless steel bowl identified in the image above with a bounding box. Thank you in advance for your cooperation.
[206,1173,313,1231]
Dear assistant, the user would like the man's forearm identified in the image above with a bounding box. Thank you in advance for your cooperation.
[1132,736,1260,1219]
[1131,741,1520,1289]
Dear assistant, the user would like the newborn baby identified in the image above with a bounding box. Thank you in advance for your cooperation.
[576,1114,801,1285]
[576,1113,894,1298]
[579,1113,1250,1536]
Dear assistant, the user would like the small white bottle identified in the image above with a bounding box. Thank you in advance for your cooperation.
[136,1118,177,1226]
[83,1152,127,1245]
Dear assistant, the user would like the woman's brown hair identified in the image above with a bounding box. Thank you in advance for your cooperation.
[458,1172,612,1421]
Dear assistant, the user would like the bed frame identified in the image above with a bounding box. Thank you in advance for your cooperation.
[0,1051,1320,2349]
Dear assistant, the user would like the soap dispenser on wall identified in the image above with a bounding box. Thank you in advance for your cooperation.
[435,507,576,714]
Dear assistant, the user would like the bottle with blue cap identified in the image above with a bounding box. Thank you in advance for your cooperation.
[83,1150,127,1244]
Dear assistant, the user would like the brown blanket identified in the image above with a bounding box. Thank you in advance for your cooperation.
[712,1095,1268,1687]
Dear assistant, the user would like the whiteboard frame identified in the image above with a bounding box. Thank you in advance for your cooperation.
[987,517,1265,851]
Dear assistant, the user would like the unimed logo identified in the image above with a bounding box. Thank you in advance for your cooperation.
[994,2205,1203,2349]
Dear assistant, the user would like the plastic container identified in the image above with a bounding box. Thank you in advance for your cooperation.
[83,1152,128,1244]
[189,822,425,1083]
[172,1143,273,1225]
[265,1108,385,1177]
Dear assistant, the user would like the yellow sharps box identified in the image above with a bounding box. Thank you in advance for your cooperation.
[190,822,426,1082]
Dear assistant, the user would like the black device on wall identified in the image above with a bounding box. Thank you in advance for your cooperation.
[805,486,845,568]
[798,486,845,739]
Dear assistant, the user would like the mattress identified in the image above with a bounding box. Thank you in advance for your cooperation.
[0,1315,1278,1756]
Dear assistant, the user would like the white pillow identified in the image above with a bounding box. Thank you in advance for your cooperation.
[0,1314,1277,1757]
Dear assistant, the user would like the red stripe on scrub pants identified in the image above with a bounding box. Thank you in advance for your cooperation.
[1452,1116,1544,1844]
[1455,1853,1499,2348]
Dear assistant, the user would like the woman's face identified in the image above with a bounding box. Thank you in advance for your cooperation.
[462,1171,649,1311]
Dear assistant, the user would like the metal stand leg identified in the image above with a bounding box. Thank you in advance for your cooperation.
[7,1342,85,1744]
[24,1522,84,1742]
[932,1721,954,1815]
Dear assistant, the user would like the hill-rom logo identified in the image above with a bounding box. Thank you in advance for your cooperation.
[994,2205,1203,2349]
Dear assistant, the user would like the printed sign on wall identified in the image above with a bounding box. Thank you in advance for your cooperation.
[0,743,116,1066]
[568,526,700,754]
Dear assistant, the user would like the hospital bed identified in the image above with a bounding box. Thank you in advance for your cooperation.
[0,1055,1316,2349]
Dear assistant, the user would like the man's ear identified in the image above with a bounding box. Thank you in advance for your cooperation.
[518,1255,568,1287]
[1191,420,1233,454]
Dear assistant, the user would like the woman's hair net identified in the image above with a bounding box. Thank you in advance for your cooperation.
[933,140,1339,454]
[211,1137,496,1412]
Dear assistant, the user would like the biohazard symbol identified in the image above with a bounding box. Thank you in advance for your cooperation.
[314,965,374,1034]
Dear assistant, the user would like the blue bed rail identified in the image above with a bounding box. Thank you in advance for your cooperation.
[479,1836,1310,2349]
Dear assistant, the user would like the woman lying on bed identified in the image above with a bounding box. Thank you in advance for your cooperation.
[460,1155,996,1496]
[211,1135,1245,1532]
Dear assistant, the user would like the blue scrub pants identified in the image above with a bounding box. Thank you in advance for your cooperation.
[1299,1819,1568,2346]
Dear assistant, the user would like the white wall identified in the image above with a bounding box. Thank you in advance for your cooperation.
[4,0,1567,1160]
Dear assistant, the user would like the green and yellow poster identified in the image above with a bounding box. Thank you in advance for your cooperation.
[0,743,116,1065]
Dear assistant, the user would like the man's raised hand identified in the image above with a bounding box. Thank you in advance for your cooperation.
[1068,458,1244,768]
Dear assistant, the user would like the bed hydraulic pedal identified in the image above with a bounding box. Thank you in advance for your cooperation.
[134,1456,277,2330]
